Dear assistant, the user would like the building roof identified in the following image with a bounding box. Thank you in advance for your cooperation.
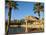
[24,16,39,21]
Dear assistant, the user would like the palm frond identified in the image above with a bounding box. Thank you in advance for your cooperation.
[35,3,41,6]
[5,0,18,9]
[40,5,44,12]
[34,11,36,14]
[33,3,44,12]
[5,0,9,4]
[11,1,18,9]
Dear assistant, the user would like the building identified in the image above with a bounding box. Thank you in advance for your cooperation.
[23,16,44,32]
[8,16,44,33]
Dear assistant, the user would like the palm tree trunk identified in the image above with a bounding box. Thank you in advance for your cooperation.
[41,12,44,20]
[8,7,12,25]
[38,12,41,31]
[38,12,40,19]
[7,7,12,35]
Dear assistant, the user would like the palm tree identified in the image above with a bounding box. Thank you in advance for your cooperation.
[33,3,44,31]
[33,3,44,19]
[5,0,18,34]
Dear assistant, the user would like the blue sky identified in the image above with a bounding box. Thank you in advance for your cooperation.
[5,2,43,20]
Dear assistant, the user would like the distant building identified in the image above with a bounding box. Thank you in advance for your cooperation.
[24,16,44,28]
[8,16,44,33]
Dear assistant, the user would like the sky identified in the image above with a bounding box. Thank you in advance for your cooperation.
[5,1,44,20]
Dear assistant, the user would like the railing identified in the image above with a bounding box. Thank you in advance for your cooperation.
[10,24,44,28]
